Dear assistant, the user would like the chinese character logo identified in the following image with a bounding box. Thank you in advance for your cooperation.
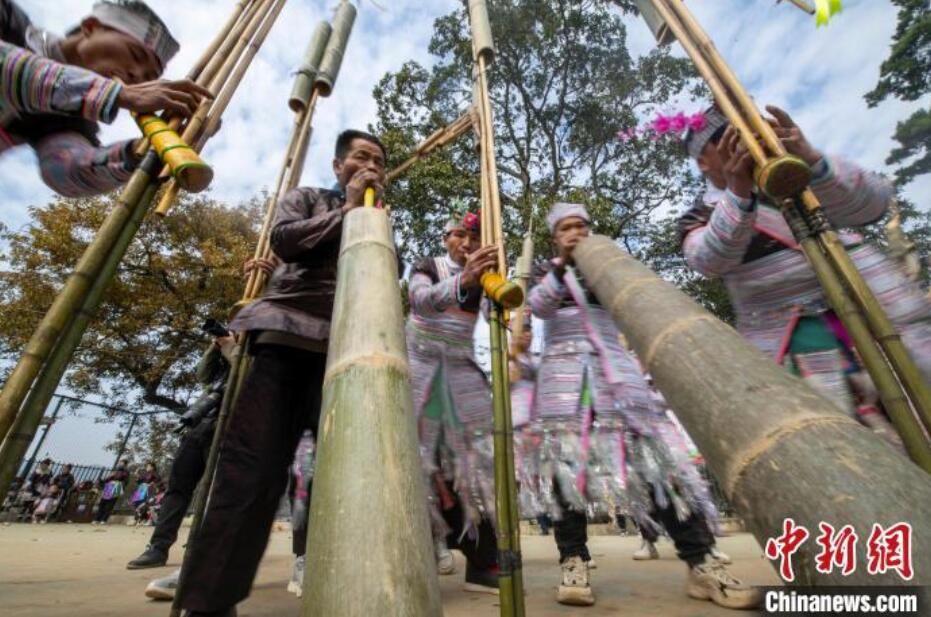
[765,518,810,582]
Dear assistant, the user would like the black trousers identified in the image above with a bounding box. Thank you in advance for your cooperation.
[149,418,216,554]
[179,343,326,612]
[554,484,713,567]
[438,481,498,571]
[94,498,117,522]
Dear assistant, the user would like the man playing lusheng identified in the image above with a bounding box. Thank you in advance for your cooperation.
[406,209,501,593]
[1,0,211,196]
[176,130,386,617]
[679,105,930,444]
[528,202,759,610]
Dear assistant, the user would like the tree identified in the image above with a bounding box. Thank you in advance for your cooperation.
[0,193,260,413]
[865,0,931,187]
[374,0,704,266]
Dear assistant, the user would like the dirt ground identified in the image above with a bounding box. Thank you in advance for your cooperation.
[0,522,779,616]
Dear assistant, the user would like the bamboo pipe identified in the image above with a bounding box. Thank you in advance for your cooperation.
[135,114,213,191]
[469,2,526,612]
[303,207,443,616]
[241,89,320,303]
[666,0,931,434]
[134,0,260,158]
[385,112,473,183]
[0,154,160,444]
[782,0,816,15]
[641,0,931,446]
[648,0,811,200]
[573,235,931,585]
[474,55,523,309]
[0,162,161,497]
[0,0,277,446]
[154,0,284,216]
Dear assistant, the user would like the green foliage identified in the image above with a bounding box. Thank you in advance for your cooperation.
[886,108,931,187]
[374,0,705,270]
[865,0,931,106]
[865,0,931,187]
[0,193,260,412]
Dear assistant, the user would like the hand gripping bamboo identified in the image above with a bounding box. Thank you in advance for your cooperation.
[573,235,931,584]
[469,1,526,615]
[0,1,281,489]
[630,0,931,464]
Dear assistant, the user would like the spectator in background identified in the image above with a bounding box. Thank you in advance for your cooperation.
[130,461,160,525]
[92,459,130,525]
[28,458,53,497]
[52,463,76,520]
[32,484,61,524]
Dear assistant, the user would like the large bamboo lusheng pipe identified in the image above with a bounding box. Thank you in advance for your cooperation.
[633,0,931,454]
[314,1,356,98]
[468,1,525,614]
[154,0,284,216]
[0,0,280,451]
[0,167,161,498]
[385,112,473,183]
[573,235,931,585]
[169,22,333,615]
[302,207,442,616]
[133,0,257,158]
[135,114,213,191]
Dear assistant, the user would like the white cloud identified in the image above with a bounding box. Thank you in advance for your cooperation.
[1,0,928,230]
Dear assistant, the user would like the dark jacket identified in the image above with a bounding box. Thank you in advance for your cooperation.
[230,187,346,343]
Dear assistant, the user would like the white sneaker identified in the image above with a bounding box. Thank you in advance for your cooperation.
[287,556,305,597]
[556,556,595,606]
[632,540,659,560]
[687,555,760,610]
[710,545,732,564]
[435,540,456,575]
[586,557,597,570]
[145,569,180,601]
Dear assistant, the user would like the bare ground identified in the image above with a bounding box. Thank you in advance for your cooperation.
[0,522,779,616]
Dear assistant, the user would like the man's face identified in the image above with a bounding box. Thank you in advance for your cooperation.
[444,227,481,265]
[553,216,590,257]
[76,19,161,84]
[332,138,386,191]
[697,139,727,190]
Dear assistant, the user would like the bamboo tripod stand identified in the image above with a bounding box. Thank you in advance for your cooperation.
[634,0,931,472]
[0,0,286,500]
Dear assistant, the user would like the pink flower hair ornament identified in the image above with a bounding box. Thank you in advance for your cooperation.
[617,111,707,143]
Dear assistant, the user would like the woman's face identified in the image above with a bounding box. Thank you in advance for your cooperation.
[444,228,481,265]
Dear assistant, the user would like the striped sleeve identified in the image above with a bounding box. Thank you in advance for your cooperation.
[681,190,758,276]
[527,268,565,319]
[35,132,136,197]
[1,39,121,123]
[809,156,892,228]
[409,270,460,317]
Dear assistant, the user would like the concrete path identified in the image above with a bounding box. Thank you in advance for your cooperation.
[0,522,779,616]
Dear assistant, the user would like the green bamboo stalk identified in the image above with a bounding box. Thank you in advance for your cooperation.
[0,168,160,496]
[489,306,525,617]
[0,154,160,444]
[573,235,931,586]
[303,207,441,616]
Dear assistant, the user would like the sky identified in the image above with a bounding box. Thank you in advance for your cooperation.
[0,0,928,234]
[3,0,931,466]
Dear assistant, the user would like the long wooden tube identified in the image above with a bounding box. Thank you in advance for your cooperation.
[385,112,472,183]
[469,2,526,612]
[637,0,930,451]
[0,155,159,444]
[573,235,931,585]
[303,208,443,616]
[133,0,259,158]
[155,0,283,216]
[666,0,931,437]
[0,158,160,496]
